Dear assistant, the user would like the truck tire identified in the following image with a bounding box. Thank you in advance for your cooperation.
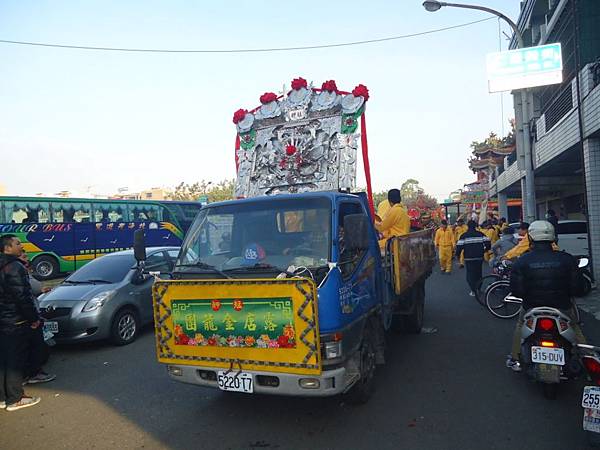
[402,281,425,334]
[32,255,59,281]
[346,325,377,405]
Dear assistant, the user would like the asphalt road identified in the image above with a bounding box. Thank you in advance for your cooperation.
[3,268,599,450]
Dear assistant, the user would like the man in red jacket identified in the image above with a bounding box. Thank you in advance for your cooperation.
[0,234,41,411]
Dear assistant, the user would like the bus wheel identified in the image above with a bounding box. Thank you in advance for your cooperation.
[33,256,59,280]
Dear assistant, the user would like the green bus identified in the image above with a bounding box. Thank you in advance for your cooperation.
[0,196,202,279]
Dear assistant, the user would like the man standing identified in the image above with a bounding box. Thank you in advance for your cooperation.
[453,219,468,268]
[435,220,455,274]
[504,222,531,260]
[546,209,559,230]
[375,189,410,251]
[455,220,491,296]
[0,234,41,411]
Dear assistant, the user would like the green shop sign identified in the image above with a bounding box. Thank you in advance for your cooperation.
[171,297,296,349]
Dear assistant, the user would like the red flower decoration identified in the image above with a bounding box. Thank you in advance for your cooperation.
[291,77,308,90]
[233,299,244,311]
[279,159,287,169]
[259,92,278,104]
[277,335,290,348]
[345,118,355,126]
[211,299,221,311]
[285,144,297,156]
[352,84,370,101]
[179,334,190,345]
[232,108,248,124]
[207,337,217,346]
[321,80,338,93]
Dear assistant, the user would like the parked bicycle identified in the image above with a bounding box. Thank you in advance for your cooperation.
[474,259,512,307]
[485,280,522,319]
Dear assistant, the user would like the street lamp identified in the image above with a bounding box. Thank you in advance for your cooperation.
[422,1,442,12]
[422,1,537,222]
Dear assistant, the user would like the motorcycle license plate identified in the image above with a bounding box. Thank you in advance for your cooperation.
[583,386,600,410]
[584,407,600,433]
[531,346,565,365]
[217,371,253,394]
[43,321,59,333]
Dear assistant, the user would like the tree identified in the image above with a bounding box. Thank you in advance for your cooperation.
[400,179,424,203]
[168,179,235,203]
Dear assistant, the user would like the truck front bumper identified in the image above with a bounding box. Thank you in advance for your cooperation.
[166,364,350,397]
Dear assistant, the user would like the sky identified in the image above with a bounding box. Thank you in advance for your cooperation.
[0,0,521,201]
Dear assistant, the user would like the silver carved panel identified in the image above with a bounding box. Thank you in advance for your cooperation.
[235,92,361,198]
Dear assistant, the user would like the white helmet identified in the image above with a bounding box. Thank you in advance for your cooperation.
[528,220,556,242]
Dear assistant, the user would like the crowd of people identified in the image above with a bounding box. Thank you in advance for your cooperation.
[0,234,55,412]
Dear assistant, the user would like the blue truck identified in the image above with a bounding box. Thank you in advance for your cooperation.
[138,191,435,402]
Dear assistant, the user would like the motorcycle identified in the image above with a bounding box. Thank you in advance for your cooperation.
[578,257,595,296]
[519,306,582,399]
[577,344,600,447]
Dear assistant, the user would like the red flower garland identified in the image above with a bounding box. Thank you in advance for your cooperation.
[291,77,308,90]
[259,92,278,104]
[232,108,248,124]
[321,80,338,93]
[352,84,370,101]
[285,144,297,156]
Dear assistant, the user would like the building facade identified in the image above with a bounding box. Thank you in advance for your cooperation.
[489,0,600,279]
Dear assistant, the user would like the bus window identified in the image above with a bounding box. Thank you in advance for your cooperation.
[93,203,126,222]
[128,204,162,222]
[4,201,50,223]
[161,202,202,231]
[51,202,91,223]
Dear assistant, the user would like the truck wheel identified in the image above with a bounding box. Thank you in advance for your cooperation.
[32,255,59,281]
[110,308,139,346]
[346,326,377,405]
[402,282,425,334]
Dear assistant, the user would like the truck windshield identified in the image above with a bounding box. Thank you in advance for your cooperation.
[176,197,332,272]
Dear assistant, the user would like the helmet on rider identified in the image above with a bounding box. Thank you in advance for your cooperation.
[528,220,556,242]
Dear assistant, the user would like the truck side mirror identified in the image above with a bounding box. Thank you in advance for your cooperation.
[343,214,369,252]
[133,229,146,263]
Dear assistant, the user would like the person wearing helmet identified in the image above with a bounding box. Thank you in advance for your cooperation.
[505,220,585,371]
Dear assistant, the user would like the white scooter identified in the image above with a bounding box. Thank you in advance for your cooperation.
[519,306,582,399]
[578,344,600,447]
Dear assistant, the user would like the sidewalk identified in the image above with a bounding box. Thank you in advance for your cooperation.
[576,288,600,320]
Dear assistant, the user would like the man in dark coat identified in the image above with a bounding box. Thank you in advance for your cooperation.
[0,234,41,411]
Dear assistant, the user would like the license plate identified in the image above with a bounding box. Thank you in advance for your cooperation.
[43,321,59,333]
[584,407,600,433]
[583,386,600,410]
[217,371,253,394]
[531,346,565,366]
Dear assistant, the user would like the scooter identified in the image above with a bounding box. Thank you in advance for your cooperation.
[577,344,600,447]
[519,307,582,399]
[578,257,595,296]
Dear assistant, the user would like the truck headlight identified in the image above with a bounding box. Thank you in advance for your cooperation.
[83,290,116,312]
[324,341,343,359]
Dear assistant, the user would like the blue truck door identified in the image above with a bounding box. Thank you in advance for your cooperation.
[336,200,378,320]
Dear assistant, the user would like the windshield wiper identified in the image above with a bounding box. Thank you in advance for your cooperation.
[83,279,113,284]
[63,280,90,285]
[175,262,232,279]
[223,264,286,273]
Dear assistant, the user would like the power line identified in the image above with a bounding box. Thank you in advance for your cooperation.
[0,17,494,54]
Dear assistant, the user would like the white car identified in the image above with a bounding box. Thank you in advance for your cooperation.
[556,220,588,257]
[508,220,588,256]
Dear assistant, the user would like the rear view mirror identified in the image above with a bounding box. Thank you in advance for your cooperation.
[133,229,146,263]
[343,214,369,252]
